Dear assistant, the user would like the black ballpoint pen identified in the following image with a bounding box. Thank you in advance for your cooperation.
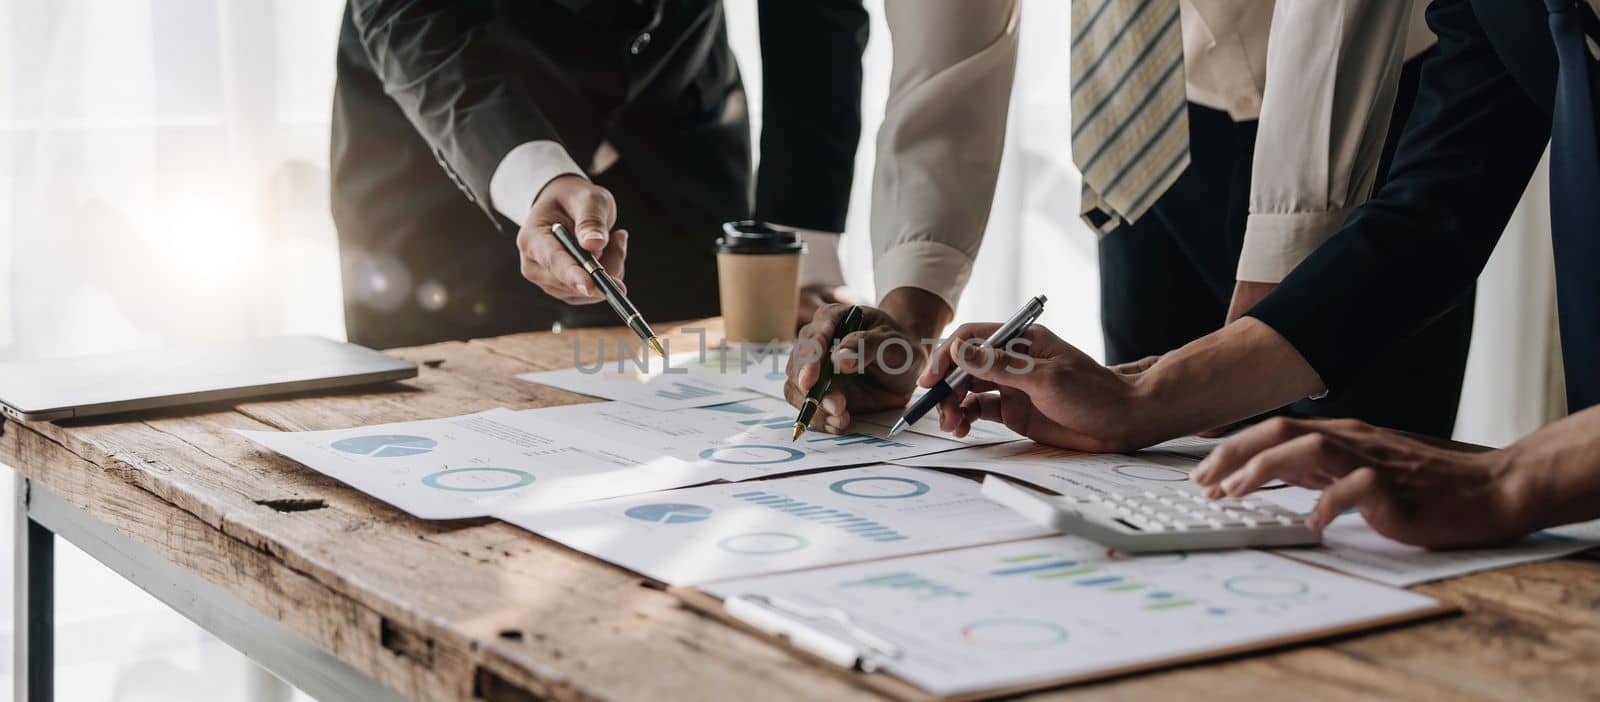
[888,295,1047,437]
[792,305,864,440]
[550,223,665,357]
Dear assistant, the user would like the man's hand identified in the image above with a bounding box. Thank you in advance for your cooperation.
[784,303,927,433]
[1190,417,1529,548]
[1225,281,1277,324]
[796,284,858,329]
[515,175,628,304]
[931,324,1145,452]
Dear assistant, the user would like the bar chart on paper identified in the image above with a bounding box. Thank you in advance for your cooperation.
[707,536,1443,697]
[496,466,1052,585]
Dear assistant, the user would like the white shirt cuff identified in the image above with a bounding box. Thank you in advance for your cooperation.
[873,240,973,315]
[489,140,586,224]
[1236,208,1354,283]
[791,229,846,289]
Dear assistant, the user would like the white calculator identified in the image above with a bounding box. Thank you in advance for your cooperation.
[981,475,1319,552]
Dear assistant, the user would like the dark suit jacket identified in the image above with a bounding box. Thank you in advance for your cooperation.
[330,0,866,348]
[1248,0,1562,392]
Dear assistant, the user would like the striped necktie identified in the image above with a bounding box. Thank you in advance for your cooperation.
[1071,0,1191,234]
[1545,0,1600,411]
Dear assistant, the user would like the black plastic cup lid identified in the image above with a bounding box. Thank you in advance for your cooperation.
[715,220,806,255]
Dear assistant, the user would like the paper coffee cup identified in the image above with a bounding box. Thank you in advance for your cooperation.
[715,221,804,345]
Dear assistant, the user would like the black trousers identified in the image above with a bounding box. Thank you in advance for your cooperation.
[1098,52,1475,438]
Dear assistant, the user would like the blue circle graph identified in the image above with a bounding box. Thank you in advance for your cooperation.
[829,476,931,499]
[1223,575,1309,598]
[421,467,535,492]
[625,503,713,524]
[717,532,809,555]
[698,444,806,465]
[331,434,437,458]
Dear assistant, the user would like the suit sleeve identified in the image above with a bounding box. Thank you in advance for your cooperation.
[1245,0,1552,391]
[754,0,869,233]
[349,0,563,225]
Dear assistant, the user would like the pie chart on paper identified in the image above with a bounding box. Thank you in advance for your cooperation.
[331,434,438,458]
[624,503,714,524]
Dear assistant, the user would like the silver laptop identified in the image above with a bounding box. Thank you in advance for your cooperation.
[0,335,417,422]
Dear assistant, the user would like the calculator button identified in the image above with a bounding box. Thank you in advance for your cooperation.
[1275,515,1297,526]
[1223,509,1241,519]
[1205,518,1224,529]
[1143,521,1168,533]
[1171,523,1190,532]
[1241,516,1260,527]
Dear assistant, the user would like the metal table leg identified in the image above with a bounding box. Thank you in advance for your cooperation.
[18,475,402,702]
[14,474,55,702]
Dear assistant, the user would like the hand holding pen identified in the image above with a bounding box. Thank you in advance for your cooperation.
[792,305,864,439]
[514,175,630,305]
[890,296,1046,437]
[785,304,926,435]
[913,300,1161,452]
[549,222,664,356]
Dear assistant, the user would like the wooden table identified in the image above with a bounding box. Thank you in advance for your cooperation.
[6,320,1599,702]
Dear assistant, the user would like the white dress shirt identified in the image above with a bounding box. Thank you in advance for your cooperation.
[873,0,1436,311]
[488,141,845,289]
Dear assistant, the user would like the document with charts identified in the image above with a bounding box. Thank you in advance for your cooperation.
[1255,489,1600,586]
[237,408,710,520]
[859,388,1027,446]
[893,440,1210,498]
[516,350,786,409]
[524,396,969,481]
[497,466,1053,585]
[704,536,1445,698]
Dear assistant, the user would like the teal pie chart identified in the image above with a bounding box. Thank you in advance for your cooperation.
[625,503,713,524]
[332,434,437,458]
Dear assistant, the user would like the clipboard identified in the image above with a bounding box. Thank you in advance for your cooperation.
[672,576,1458,702]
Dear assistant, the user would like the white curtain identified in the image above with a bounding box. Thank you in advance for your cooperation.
[1,0,346,364]
[2,2,337,698]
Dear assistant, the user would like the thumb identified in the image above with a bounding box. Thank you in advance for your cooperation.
[1309,467,1377,530]
[569,189,617,253]
[952,339,1041,391]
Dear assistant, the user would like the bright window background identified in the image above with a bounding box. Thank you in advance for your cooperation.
[0,1,1561,699]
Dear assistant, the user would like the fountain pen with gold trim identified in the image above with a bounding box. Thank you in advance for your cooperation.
[550,223,664,356]
[792,305,864,440]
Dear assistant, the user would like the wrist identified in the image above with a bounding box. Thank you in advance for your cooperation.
[878,287,953,342]
[1119,365,1181,449]
[1488,445,1545,535]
